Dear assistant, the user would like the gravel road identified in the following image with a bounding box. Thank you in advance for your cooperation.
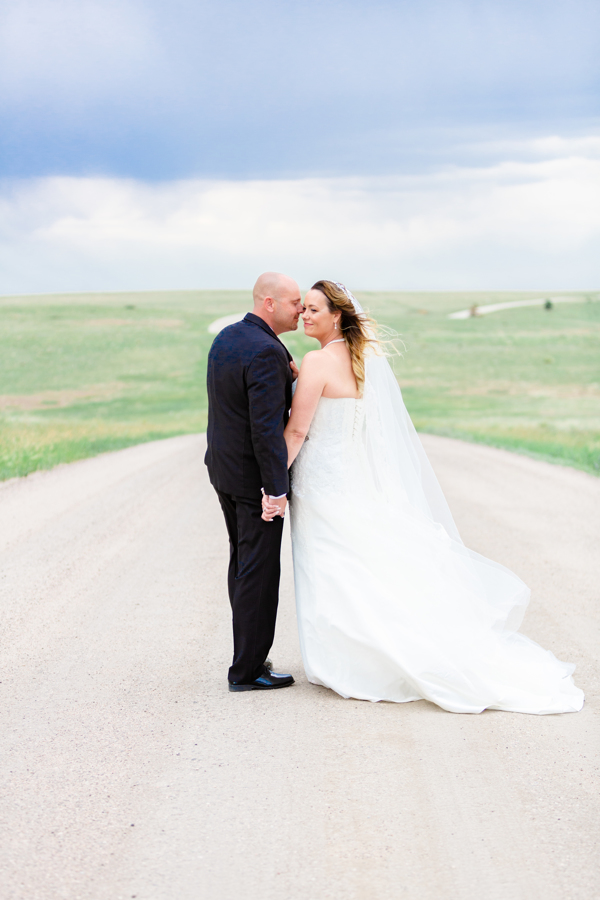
[0,434,598,900]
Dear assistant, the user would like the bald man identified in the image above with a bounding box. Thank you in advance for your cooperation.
[205,273,303,691]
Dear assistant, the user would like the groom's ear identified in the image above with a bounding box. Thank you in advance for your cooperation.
[264,296,276,313]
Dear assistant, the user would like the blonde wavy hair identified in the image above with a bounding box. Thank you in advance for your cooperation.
[310,280,379,391]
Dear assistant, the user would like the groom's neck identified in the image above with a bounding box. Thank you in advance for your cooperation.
[252,308,281,335]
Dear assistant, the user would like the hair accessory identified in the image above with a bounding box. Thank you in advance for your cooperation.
[333,281,364,314]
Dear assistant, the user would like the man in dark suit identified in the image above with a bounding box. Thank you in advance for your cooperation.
[205,272,303,691]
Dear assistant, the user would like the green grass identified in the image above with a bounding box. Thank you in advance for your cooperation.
[0,289,598,481]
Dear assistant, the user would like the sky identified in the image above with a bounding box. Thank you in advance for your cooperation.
[0,0,599,292]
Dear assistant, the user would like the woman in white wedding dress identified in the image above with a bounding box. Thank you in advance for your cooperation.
[262,281,584,714]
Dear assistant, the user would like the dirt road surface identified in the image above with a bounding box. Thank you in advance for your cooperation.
[0,434,598,900]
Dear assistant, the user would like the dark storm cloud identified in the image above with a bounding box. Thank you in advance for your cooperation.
[0,0,598,178]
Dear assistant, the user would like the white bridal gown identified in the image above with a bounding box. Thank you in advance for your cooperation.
[289,370,584,714]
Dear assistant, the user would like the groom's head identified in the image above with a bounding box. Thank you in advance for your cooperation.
[252,272,303,335]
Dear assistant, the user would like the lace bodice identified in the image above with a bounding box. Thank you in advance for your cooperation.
[307,396,364,443]
[290,396,365,498]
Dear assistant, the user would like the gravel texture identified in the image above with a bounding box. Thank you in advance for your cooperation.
[0,433,597,900]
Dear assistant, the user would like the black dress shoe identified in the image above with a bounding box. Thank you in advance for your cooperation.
[229,670,295,692]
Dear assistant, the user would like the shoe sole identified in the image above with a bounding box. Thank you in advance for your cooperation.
[228,680,294,692]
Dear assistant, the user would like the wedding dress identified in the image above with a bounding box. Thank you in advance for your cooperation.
[289,300,584,715]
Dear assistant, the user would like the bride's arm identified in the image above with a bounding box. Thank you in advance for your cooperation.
[284,352,328,467]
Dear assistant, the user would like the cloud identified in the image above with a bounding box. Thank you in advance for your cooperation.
[0,0,160,109]
[1,0,599,179]
[1,145,598,292]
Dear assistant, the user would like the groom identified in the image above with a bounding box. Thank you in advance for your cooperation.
[205,272,303,692]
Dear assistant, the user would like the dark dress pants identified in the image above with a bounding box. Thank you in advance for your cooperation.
[216,490,284,684]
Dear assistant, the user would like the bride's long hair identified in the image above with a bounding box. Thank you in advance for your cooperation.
[310,280,378,391]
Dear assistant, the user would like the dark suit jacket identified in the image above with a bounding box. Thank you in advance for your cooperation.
[204,313,293,499]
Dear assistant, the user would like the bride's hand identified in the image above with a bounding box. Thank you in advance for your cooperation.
[261,493,287,521]
[290,360,299,381]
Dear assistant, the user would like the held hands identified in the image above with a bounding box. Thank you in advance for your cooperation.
[261,491,287,522]
[290,360,299,380]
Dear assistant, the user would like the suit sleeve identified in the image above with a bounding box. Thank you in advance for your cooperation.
[246,347,290,497]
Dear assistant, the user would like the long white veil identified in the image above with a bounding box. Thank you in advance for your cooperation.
[334,282,462,544]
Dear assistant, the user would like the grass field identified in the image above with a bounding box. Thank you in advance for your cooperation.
[1,289,598,481]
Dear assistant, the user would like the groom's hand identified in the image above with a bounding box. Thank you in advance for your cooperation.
[261,494,287,521]
[290,360,299,381]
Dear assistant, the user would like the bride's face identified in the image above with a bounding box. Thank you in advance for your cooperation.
[302,290,339,341]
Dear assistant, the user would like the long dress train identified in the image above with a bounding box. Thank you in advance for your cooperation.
[290,393,583,714]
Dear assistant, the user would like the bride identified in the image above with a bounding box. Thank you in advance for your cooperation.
[262,280,583,714]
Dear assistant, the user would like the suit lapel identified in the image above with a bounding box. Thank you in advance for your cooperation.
[244,313,293,362]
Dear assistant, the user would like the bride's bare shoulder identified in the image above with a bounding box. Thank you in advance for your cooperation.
[297,350,335,389]
[300,349,335,370]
